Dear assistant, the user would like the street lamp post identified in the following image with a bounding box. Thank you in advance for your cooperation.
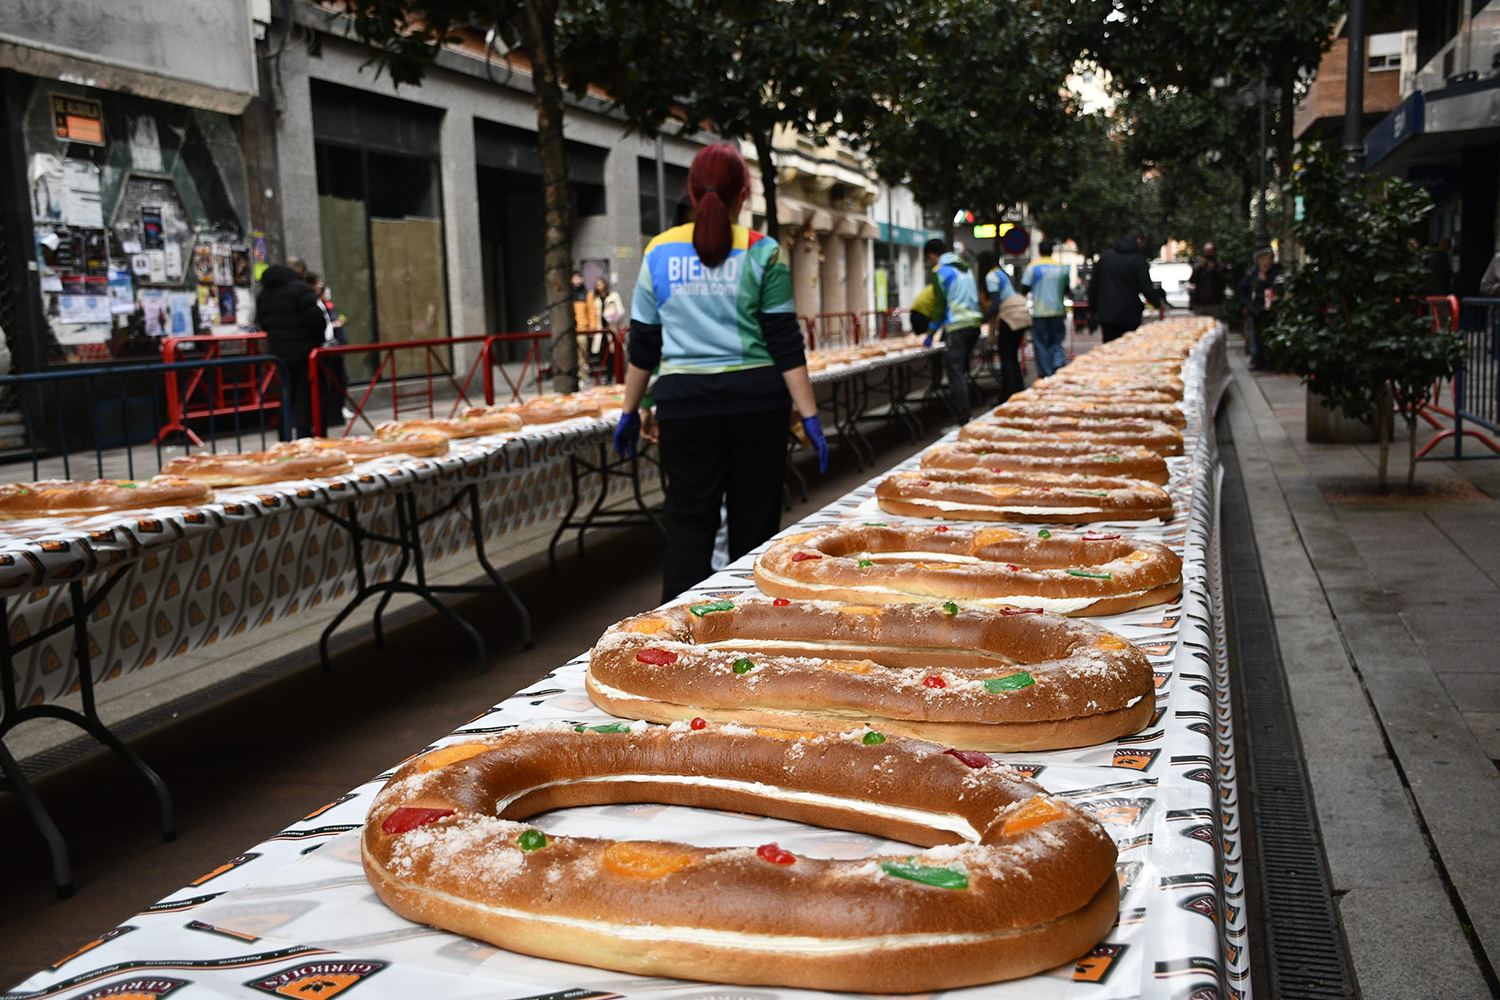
[1344,0,1366,171]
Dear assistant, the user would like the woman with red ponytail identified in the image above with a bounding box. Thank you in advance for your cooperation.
[614,143,828,600]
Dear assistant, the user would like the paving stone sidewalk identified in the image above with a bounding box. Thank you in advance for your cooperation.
[1226,337,1500,999]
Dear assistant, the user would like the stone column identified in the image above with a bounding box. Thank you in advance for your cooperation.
[845,236,869,319]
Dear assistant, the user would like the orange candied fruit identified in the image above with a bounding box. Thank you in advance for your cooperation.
[602,841,693,878]
[1001,795,1069,836]
[821,659,873,674]
[836,605,880,616]
[628,617,670,634]
[755,727,818,741]
[973,527,1021,546]
[417,743,490,772]
[1123,551,1151,563]
[1092,634,1130,652]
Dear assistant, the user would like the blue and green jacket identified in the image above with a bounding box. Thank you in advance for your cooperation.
[929,252,982,332]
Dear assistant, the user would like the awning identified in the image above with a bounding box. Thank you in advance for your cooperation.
[1367,78,1500,174]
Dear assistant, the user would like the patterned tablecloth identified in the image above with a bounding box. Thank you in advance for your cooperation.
[5,334,1243,1000]
[0,345,939,711]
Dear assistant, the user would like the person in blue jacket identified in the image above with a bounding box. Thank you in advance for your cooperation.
[924,238,984,424]
[613,144,828,600]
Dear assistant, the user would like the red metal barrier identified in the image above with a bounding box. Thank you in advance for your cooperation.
[158,333,282,444]
[309,335,494,436]
[570,328,627,388]
[857,309,905,340]
[481,332,555,404]
[1412,295,1500,457]
[803,312,861,351]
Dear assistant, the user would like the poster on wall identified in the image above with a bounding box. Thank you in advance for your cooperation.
[58,294,110,325]
[193,244,214,284]
[108,269,135,313]
[217,286,236,325]
[61,161,103,228]
[140,290,167,336]
[164,243,184,282]
[140,205,165,249]
[127,115,164,173]
[146,251,167,284]
[212,243,233,286]
[130,253,152,278]
[231,247,252,286]
[168,293,196,336]
[50,95,104,146]
[197,285,219,328]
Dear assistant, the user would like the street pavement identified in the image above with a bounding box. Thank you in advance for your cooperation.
[1225,337,1500,998]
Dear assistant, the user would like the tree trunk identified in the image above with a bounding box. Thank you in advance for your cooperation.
[752,129,779,240]
[937,190,955,247]
[1406,413,1418,487]
[1376,395,1390,490]
[521,0,578,393]
[1276,57,1297,258]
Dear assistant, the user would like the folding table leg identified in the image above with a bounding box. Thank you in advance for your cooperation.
[466,487,533,649]
[0,740,72,898]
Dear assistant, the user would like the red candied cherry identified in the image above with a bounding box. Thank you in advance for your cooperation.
[943,748,996,769]
[934,525,949,532]
[757,842,796,865]
[381,807,454,835]
[1006,564,1021,571]
[923,675,947,688]
[689,717,707,730]
[791,552,822,562]
[636,647,679,665]
[772,598,791,606]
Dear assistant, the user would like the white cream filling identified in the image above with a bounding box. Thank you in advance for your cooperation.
[493,774,980,841]
[893,498,1106,515]
[862,550,980,563]
[697,636,1018,665]
[755,568,1159,614]
[384,876,1033,953]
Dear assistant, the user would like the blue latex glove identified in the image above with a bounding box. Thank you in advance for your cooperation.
[923,334,934,348]
[614,410,641,458]
[801,414,829,474]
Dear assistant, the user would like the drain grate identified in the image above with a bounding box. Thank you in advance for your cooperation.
[1220,432,1359,999]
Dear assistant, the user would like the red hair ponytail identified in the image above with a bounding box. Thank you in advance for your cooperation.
[687,144,749,268]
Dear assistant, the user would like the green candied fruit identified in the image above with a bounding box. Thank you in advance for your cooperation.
[732,658,755,675]
[861,522,889,526]
[880,860,969,889]
[1037,529,1051,539]
[574,722,633,733]
[1103,455,1122,462]
[1067,569,1112,579]
[862,731,886,745]
[1085,491,1110,498]
[984,671,1036,692]
[518,829,547,851]
[942,601,959,615]
[118,482,138,489]
[858,559,873,568]
[689,600,735,617]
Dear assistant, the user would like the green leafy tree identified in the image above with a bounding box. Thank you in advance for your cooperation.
[860,0,1076,244]
[1029,113,1153,266]
[561,0,900,238]
[1266,144,1458,488]
[330,0,600,391]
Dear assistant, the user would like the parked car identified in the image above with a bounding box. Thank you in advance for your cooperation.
[1149,262,1192,310]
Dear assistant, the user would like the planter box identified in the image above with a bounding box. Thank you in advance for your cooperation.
[1305,386,1389,444]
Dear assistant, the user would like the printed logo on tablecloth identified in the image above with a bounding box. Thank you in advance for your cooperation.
[74,977,188,1000]
[245,959,386,998]
[1111,748,1160,771]
[49,926,136,969]
[1179,893,1220,924]
[1153,671,1172,689]
[1090,797,1153,827]
[190,852,260,886]
[185,919,260,943]
[1006,763,1045,780]
[1071,943,1127,984]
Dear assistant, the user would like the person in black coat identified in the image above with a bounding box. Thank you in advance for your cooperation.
[1087,230,1165,342]
[256,263,328,438]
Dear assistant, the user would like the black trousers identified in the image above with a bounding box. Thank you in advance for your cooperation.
[1100,322,1137,343]
[657,408,789,601]
[943,325,982,423]
[992,321,1025,401]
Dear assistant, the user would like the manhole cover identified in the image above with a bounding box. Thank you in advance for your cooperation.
[1320,479,1492,503]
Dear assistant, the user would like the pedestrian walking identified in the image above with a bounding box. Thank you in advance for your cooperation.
[595,277,625,330]
[924,238,984,424]
[977,250,1028,400]
[1087,229,1165,342]
[255,261,328,439]
[306,272,346,431]
[1187,241,1230,319]
[1020,239,1071,377]
[1237,247,1282,370]
[612,144,827,601]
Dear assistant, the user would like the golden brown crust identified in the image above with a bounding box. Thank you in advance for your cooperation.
[308,433,450,459]
[961,418,1184,456]
[484,395,604,425]
[993,398,1186,428]
[375,411,522,439]
[362,722,1120,991]
[0,477,214,519]
[159,442,354,486]
[754,524,1182,614]
[587,598,1153,749]
[874,468,1175,523]
[922,440,1169,484]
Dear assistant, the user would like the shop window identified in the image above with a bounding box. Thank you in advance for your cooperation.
[315,142,448,381]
